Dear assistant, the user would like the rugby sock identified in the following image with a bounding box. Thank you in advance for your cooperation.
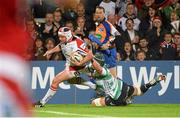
[41,88,57,105]
[140,83,152,93]
[140,78,158,94]
[82,81,96,89]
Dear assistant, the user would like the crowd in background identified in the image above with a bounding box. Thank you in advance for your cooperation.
[24,0,180,61]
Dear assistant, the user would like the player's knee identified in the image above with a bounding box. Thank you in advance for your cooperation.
[52,77,61,87]
[134,86,143,96]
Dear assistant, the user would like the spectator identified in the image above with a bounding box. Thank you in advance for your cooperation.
[44,38,65,60]
[121,41,135,61]
[65,20,75,32]
[138,0,155,20]
[25,18,39,40]
[174,33,180,59]
[53,9,65,30]
[107,14,123,33]
[139,4,159,36]
[34,38,45,60]
[146,16,167,50]
[63,1,78,22]
[160,32,177,60]
[116,52,122,61]
[80,0,102,19]
[38,12,54,41]
[76,3,86,17]
[176,44,180,60]
[99,0,116,19]
[107,14,124,52]
[138,37,160,60]
[76,3,94,32]
[25,19,38,60]
[116,0,137,17]
[135,50,146,61]
[160,0,180,24]
[118,3,140,31]
[168,11,180,34]
[121,18,140,52]
[174,32,180,46]
[74,16,88,39]
[31,0,47,18]
[53,9,65,44]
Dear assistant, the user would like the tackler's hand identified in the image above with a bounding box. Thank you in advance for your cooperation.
[101,42,111,50]
[70,56,81,66]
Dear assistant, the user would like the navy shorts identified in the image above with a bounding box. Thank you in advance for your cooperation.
[105,82,134,106]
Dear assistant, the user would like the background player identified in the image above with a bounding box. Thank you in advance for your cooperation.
[0,0,32,116]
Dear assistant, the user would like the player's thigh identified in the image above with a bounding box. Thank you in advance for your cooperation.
[115,82,135,105]
[104,96,116,106]
[53,70,76,84]
[123,82,135,98]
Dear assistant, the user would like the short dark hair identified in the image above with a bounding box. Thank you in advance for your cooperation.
[65,20,74,25]
[135,50,146,57]
[45,38,55,45]
[164,31,172,37]
[95,6,105,13]
[174,32,180,36]
[139,37,149,42]
[46,12,53,15]
[126,3,134,7]
[54,8,62,14]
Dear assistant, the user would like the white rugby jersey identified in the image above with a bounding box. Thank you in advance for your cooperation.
[59,36,88,66]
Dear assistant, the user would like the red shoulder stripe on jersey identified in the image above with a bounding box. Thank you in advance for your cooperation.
[76,38,89,53]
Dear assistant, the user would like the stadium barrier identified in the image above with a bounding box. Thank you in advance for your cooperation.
[31,61,180,104]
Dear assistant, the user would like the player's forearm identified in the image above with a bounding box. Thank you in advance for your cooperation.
[79,51,93,66]
[92,59,103,74]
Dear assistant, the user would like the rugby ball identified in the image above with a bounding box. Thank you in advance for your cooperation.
[71,51,84,62]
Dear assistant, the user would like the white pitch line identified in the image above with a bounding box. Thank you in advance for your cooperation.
[33,110,179,118]
[33,110,117,118]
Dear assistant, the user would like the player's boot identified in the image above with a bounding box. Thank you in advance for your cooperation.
[33,101,44,107]
[149,75,166,86]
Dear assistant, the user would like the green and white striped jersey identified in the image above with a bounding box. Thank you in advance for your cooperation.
[91,67,123,100]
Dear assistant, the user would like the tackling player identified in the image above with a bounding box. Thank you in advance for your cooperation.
[72,53,166,106]
[34,27,96,107]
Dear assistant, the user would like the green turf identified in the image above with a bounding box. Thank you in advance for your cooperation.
[33,104,180,117]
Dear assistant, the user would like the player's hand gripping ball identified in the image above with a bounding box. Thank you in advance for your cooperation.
[70,51,84,66]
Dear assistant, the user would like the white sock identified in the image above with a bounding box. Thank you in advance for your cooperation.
[41,89,57,105]
[82,81,96,89]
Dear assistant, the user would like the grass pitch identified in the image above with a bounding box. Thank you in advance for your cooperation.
[32,104,180,117]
